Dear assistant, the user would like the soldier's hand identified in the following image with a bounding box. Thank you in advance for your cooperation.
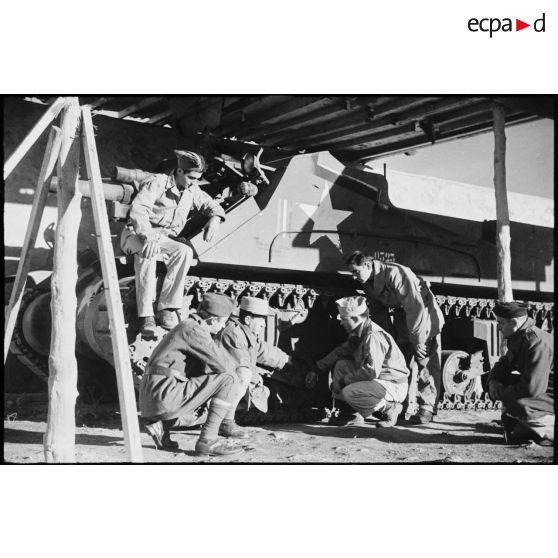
[305,371,318,389]
[203,216,221,242]
[414,343,429,360]
[142,239,161,259]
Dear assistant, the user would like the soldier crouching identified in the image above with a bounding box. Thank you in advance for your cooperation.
[307,296,410,427]
[139,293,247,457]
[487,301,554,446]
[217,296,292,430]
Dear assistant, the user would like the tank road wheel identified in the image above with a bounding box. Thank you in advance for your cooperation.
[441,350,477,398]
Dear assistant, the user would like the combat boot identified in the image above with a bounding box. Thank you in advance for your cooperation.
[408,409,433,425]
[139,316,157,337]
[144,420,179,451]
[376,402,403,428]
[157,309,179,330]
[195,438,243,456]
[219,421,249,439]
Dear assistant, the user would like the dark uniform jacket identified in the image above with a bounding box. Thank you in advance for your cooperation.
[316,318,409,385]
[489,317,554,419]
[139,314,233,420]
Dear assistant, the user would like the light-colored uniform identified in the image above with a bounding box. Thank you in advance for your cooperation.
[121,173,225,317]
[363,260,444,413]
[218,317,289,413]
[316,318,409,417]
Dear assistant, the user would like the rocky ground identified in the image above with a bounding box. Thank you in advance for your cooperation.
[3,400,554,463]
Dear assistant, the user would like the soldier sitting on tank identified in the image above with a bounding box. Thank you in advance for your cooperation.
[140,292,248,456]
[217,296,293,432]
[487,301,554,446]
[121,150,226,337]
[306,296,409,427]
[345,251,444,425]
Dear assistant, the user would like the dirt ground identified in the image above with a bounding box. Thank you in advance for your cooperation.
[3,400,554,464]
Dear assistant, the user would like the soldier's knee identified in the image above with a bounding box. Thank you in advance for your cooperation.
[176,242,192,259]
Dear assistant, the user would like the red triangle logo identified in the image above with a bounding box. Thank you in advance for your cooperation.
[516,19,530,31]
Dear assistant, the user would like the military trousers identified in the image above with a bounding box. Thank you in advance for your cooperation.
[139,370,239,423]
[121,228,193,318]
[332,359,408,418]
[400,335,442,414]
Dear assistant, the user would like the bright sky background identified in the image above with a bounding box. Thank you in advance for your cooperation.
[366,119,554,199]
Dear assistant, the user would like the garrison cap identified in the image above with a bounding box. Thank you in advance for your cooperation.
[239,296,270,317]
[493,301,529,319]
[335,296,368,318]
[198,293,236,317]
[174,150,206,172]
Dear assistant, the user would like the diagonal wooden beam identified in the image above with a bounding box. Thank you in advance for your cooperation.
[4,126,62,362]
[81,105,143,463]
[4,97,65,180]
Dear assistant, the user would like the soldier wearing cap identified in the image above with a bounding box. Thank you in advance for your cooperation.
[488,301,554,446]
[121,150,226,336]
[346,251,444,424]
[217,296,292,432]
[140,293,247,456]
[309,296,410,427]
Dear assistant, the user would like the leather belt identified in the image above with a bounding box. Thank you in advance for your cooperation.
[144,364,187,381]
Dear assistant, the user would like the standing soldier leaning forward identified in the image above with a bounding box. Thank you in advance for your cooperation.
[488,302,554,446]
[217,296,292,435]
[121,150,226,336]
[306,296,410,427]
[346,251,444,425]
[140,293,245,457]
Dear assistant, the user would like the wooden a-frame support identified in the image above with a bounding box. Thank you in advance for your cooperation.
[4,97,143,462]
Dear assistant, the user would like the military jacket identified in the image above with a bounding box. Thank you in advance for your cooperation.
[316,318,409,385]
[218,317,289,372]
[363,260,444,346]
[147,314,232,378]
[128,172,226,239]
[489,317,554,418]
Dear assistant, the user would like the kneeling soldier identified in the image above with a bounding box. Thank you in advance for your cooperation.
[140,293,245,456]
[488,301,554,446]
[308,296,410,427]
[218,296,291,433]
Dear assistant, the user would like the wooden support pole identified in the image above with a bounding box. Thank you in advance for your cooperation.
[4,97,65,180]
[4,126,62,363]
[81,105,143,463]
[44,98,82,463]
[493,103,514,303]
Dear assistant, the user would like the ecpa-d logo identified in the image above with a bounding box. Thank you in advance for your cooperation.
[468,13,546,37]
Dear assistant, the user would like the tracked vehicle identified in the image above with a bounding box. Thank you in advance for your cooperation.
[9,144,554,420]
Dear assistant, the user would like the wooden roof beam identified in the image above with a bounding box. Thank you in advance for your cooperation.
[215,96,327,136]
[271,96,440,147]
[307,98,490,152]
[148,109,174,124]
[117,97,165,118]
[342,112,535,161]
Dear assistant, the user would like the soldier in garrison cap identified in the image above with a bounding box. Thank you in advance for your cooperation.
[121,149,226,336]
[217,296,292,436]
[488,301,554,446]
[346,251,445,425]
[308,296,410,427]
[140,293,248,456]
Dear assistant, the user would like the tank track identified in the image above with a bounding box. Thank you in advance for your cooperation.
[11,277,554,419]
